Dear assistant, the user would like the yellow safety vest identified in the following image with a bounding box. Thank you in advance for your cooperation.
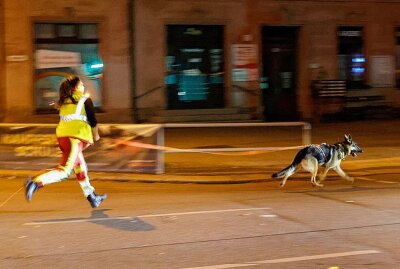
[56,96,94,144]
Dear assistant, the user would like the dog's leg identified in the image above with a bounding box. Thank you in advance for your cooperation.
[333,166,354,183]
[302,157,322,187]
[319,166,332,185]
[311,162,323,187]
[279,165,298,187]
[279,177,288,188]
[279,171,293,188]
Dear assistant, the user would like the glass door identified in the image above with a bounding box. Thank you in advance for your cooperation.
[261,26,299,121]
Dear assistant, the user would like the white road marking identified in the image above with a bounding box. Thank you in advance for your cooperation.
[181,250,381,269]
[23,207,271,226]
[259,214,277,218]
[183,264,253,269]
[138,208,270,218]
[356,176,398,184]
[251,250,381,264]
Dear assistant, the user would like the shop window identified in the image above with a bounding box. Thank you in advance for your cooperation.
[79,24,98,39]
[337,26,366,89]
[35,24,56,39]
[34,23,103,113]
[166,25,224,109]
[58,24,76,37]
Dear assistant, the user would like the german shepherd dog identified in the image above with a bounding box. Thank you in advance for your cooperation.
[272,134,363,187]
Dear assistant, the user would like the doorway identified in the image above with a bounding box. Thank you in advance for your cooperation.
[261,26,299,121]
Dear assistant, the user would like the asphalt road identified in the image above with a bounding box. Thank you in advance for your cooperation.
[1,174,399,269]
[1,119,400,268]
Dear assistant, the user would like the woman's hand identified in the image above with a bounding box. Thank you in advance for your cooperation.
[92,126,100,142]
[94,133,101,141]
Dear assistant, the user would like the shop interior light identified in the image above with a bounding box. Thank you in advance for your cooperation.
[90,63,104,69]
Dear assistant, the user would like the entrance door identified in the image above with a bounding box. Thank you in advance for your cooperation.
[261,26,299,121]
[166,25,224,109]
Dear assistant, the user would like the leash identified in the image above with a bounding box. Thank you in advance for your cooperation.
[0,186,23,209]
[113,139,305,156]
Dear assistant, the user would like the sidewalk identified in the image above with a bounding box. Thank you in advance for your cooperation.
[1,119,400,184]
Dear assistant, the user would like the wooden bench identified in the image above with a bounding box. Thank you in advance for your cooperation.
[312,80,347,122]
[342,91,391,120]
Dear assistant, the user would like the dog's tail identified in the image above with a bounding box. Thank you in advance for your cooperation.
[272,148,307,178]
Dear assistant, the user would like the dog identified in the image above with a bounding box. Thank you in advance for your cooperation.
[272,134,363,187]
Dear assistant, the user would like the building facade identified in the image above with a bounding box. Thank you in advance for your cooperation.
[1,0,400,124]
[1,0,131,123]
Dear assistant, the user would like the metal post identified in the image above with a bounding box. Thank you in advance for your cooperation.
[302,122,312,145]
[156,125,165,174]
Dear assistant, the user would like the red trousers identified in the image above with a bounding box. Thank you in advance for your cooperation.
[33,137,95,196]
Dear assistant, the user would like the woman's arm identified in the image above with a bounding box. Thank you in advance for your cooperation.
[84,98,100,141]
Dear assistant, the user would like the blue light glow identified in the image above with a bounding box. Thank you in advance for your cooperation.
[352,57,365,63]
[352,67,365,73]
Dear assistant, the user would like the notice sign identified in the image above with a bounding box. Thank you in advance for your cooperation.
[35,49,81,69]
[370,55,395,87]
[232,44,258,82]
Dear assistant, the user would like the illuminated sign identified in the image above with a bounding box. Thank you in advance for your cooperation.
[35,49,81,69]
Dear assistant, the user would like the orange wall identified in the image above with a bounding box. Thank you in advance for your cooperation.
[3,0,130,122]
[2,0,400,122]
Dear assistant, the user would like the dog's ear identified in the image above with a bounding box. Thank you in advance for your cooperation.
[344,134,352,143]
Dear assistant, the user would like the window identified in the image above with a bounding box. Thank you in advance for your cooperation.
[34,23,103,112]
[165,25,224,109]
[337,26,365,89]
